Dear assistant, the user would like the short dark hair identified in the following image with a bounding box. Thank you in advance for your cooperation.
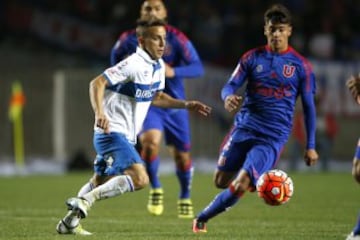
[264,4,292,25]
[136,17,167,37]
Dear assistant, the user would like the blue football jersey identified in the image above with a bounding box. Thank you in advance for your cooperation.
[221,45,317,148]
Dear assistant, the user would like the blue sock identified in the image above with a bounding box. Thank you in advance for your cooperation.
[145,156,161,189]
[197,188,240,222]
[353,212,360,235]
[176,167,193,199]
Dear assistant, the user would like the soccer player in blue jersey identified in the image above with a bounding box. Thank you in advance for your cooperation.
[346,74,360,240]
[111,0,204,218]
[55,18,211,235]
[193,4,319,233]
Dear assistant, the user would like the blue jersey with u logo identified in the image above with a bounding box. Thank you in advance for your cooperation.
[221,45,317,148]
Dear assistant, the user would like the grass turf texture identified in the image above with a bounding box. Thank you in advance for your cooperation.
[0,171,358,240]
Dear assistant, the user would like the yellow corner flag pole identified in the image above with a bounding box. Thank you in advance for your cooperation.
[8,81,26,168]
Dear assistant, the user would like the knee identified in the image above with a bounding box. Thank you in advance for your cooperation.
[91,175,108,187]
[214,178,230,189]
[213,171,233,189]
[229,180,249,195]
[140,140,159,159]
[229,172,251,195]
[174,151,192,170]
[132,173,149,190]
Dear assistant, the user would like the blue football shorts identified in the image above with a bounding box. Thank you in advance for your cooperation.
[141,106,191,152]
[93,132,144,176]
[217,128,284,186]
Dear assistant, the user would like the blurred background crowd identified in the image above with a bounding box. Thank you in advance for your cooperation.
[2,0,360,66]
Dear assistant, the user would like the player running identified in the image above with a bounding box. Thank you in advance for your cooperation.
[111,0,204,218]
[192,4,319,233]
[55,17,211,235]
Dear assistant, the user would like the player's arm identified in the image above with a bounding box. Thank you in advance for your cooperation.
[89,74,110,133]
[152,91,211,116]
[300,67,318,166]
[221,59,247,113]
[166,33,204,79]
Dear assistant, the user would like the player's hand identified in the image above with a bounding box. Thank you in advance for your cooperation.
[185,100,212,116]
[165,64,175,78]
[95,113,110,134]
[303,149,318,166]
[346,74,360,105]
[224,95,243,113]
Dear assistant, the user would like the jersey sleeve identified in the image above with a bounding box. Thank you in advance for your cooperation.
[299,60,317,149]
[172,31,204,78]
[103,59,132,85]
[221,51,252,101]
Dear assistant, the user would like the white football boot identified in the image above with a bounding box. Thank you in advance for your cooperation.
[56,220,92,235]
[66,197,91,218]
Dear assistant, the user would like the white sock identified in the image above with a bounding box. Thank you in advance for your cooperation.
[77,182,94,197]
[82,175,134,205]
[62,210,80,228]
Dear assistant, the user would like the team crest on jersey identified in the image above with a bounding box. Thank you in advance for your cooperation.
[283,64,295,78]
[256,64,263,73]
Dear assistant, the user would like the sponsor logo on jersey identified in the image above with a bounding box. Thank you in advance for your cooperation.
[135,88,157,99]
[253,82,292,99]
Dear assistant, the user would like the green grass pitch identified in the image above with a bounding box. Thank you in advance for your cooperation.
[0,171,359,240]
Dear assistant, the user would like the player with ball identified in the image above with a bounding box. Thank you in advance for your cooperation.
[193,4,318,233]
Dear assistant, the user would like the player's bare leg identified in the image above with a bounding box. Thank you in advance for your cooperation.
[213,169,237,189]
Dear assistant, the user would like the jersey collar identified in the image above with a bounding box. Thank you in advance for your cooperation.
[265,45,293,55]
[136,47,158,64]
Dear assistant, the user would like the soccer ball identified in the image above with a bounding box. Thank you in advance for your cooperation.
[256,169,294,206]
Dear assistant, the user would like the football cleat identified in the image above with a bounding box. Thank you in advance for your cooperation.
[56,220,92,235]
[147,188,164,216]
[177,198,194,219]
[66,197,91,219]
[346,232,360,240]
[192,218,207,233]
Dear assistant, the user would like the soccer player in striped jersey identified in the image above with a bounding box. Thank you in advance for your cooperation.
[193,4,319,233]
[346,74,360,240]
[111,0,204,218]
[55,18,211,235]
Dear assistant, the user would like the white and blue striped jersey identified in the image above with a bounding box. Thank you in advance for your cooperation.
[97,47,165,144]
